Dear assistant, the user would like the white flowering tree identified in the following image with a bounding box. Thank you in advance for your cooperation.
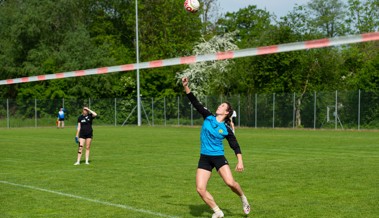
[176,31,238,98]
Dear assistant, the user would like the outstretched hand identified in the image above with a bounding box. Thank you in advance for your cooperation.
[182,77,191,94]
[182,77,189,87]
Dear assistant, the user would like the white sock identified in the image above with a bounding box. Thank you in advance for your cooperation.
[212,206,221,213]
[241,195,249,204]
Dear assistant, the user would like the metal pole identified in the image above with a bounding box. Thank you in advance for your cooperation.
[114,98,117,127]
[62,98,65,108]
[273,93,275,128]
[35,98,37,128]
[293,92,295,128]
[314,91,316,129]
[255,93,257,128]
[152,98,154,126]
[136,0,141,126]
[88,98,91,108]
[177,96,180,126]
[335,90,338,130]
[238,95,241,127]
[164,97,166,126]
[7,98,9,128]
[358,90,361,130]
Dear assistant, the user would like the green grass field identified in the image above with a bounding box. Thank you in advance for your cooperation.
[0,126,378,218]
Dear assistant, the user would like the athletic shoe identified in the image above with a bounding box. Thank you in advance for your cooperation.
[211,210,224,218]
[74,162,80,165]
[85,162,89,165]
[243,202,251,215]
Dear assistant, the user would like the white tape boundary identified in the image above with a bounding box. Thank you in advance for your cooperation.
[0,32,378,85]
[0,180,180,218]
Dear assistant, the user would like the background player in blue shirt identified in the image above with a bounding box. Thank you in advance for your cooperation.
[57,107,65,128]
[182,77,250,218]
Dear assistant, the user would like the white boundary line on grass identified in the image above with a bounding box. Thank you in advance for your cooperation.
[0,180,180,218]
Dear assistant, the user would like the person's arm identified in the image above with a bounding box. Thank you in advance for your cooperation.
[76,122,81,137]
[182,77,212,119]
[84,107,97,117]
[225,126,244,172]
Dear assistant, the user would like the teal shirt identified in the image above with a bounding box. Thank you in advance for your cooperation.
[200,115,228,156]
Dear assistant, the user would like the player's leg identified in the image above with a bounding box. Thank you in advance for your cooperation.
[62,120,64,128]
[74,138,85,165]
[218,165,250,214]
[85,138,92,164]
[196,169,224,217]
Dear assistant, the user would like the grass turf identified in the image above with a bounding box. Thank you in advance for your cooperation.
[0,126,378,218]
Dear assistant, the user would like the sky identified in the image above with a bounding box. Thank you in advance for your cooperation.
[218,0,310,17]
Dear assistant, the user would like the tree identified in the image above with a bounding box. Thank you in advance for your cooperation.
[346,0,379,33]
[0,0,203,100]
[307,0,347,37]
[176,31,238,98]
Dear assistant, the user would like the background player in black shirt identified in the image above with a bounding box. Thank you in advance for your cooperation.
[74,107,97,165]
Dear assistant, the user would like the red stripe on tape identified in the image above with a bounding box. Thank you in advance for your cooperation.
[216,51,234,60]
[180,56,196,64]
[362,32,379,42]
[56,73,65,79]
[21,77,29,83]
[6,79,13,84]
[75,70,86,77]
[257,45,279,55]
[149,60,163,68]
[97,67,108,74]
[305,38,330,49]
[121,64,135,71]
[37,75,46,81]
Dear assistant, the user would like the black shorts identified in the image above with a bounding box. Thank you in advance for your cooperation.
[58,118,64,121]
[198,154,229,172]
[79,131,93,139]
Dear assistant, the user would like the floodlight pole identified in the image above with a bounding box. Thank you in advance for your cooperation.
[136,0,141,126]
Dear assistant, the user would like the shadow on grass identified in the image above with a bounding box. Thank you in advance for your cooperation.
[168,202,248,217]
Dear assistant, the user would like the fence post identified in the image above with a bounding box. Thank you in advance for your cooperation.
[335,90,338,130]
[238,94,241,127]
[150,98,153,126]
[255,93,257,128]
[293,92,295,128]
[314,91,317,129]
[164,97,166,126]
[358,90,361,130]
[35,98,37,128]
[273,93,275,128]
[7,98,9,128]
[177,96,180,126]
[114,98,117,127]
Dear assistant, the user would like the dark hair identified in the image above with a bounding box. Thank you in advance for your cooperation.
[224,101,233,126]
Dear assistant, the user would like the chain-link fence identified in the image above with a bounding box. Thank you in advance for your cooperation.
[0,90,378,129]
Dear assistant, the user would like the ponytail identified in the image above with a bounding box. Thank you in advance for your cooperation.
[224,101,233,126]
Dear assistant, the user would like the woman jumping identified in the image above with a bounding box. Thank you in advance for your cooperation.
[182,77,250,218]
[74,107,97,165]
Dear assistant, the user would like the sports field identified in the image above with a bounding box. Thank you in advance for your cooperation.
[0,126,378,218]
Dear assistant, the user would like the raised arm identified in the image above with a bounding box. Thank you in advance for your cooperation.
[182,77,212,119]
[84,107,97,117]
